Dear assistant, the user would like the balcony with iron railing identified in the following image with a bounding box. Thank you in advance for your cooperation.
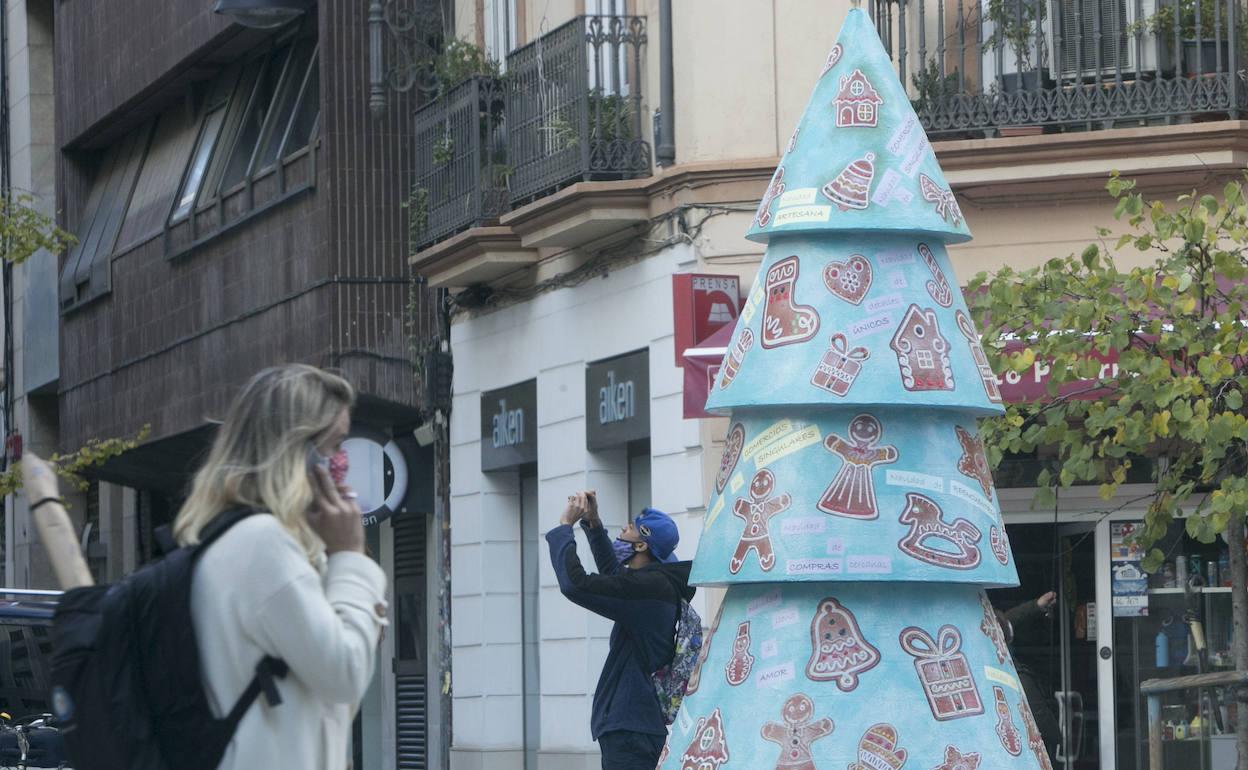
[870,0,1248,137]
[409,14,650,253]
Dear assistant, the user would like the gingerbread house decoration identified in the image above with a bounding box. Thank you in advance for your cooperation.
[834,69,882,128]
[890,304,953,392]
[681,708,730,770]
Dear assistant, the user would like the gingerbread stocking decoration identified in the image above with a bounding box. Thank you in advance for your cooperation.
[760,693,834,770]
[805,596,880,691]
[730,469,791,574]
[994,686,1023,756]
[761,256,820,349]
[818,413,897,519]
[725,621,755,686]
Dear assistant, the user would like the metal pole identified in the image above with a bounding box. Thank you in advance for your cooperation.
[656,0,675,166]
[369,0,387,116]
[1147,694,1163,770]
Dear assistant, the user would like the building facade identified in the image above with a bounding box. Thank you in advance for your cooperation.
[414,2,1248,770]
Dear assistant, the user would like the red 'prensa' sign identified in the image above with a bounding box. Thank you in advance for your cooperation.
[996,342,1123,403]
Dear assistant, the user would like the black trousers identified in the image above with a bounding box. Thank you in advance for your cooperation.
[599,730,666,770]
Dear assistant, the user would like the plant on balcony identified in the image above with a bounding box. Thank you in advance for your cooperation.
[1131,0,1246,75]
[587,91,635,144]
[910,58,962,115]
[984,0,1051,92]
[404,184,430,245]
[433,39,503,95]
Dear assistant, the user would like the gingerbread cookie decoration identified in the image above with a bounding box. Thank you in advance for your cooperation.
[719,328,754,390]
[994,686,1023,756]
[822,153,876,211]
[716,423,745,495]
[810,334,870,397]
[899,625,984,721]
[820,43,843,77]
[918,244,953,308]
[680,708,730,770]
[955,425,995,500]
[897,493,982,570]
[686,601,724,696]
[848,724,907,770]
[933,745,981,770]
[760,693,834,770]
[979,592,1010,664]
[761,256,821,349]
[989,526,1011,565]
[1019,699,1055,770]
[725,621,755,686]
[756,167,786,228]
[818,414,897,520]
[890,304,954,391]
[822,254,872,305]
[730,469,791,574]
[956,309,1004,403]
[805,596,880,691]
[834,69,882,128]
[919,174,965,227]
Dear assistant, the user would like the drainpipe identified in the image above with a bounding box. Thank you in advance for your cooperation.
[655,0,675,166]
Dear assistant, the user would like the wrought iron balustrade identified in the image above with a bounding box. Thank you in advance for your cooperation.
[410,75,508,251]
[869,0,1248,136]
[506,15,651,205]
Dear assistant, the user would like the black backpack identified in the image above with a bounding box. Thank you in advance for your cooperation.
[49,508,288,770]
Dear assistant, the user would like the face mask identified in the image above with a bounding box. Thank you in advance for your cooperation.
[613,538,638,566]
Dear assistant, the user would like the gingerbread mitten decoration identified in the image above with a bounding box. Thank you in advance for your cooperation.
[760,693,834,770]
[761,256,820,349]
[805,596,880,691]
[818,414,897,520]
[848,724,907,770]
[725,621,755,686]
[730,469,791,574]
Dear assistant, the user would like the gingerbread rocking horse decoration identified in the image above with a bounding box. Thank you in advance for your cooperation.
[658,8,1049,770]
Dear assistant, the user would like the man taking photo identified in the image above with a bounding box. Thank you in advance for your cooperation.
[546,491,695,770]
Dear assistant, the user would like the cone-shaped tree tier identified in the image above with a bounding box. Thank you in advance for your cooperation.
[746,9,971,245]
[660,9,1054,770]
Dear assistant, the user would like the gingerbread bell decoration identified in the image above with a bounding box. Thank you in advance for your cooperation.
[660,8,1051,770]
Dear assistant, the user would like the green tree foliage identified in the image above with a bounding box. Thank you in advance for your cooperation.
[967,174,1248,570]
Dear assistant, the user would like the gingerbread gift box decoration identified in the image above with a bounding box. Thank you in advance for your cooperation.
[657,9,1052,770]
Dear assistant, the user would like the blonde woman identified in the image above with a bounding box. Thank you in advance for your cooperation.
[174,364,387,770]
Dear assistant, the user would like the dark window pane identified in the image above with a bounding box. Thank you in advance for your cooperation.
[118,102,199,247]
[256,44,316,171]
[199,59,263,205]
[280,53,319,159]
[171,107,225,222]
[220,45,292,191]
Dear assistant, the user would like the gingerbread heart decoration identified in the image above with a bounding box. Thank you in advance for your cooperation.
[716,423,745,494]
[822,255,872,305]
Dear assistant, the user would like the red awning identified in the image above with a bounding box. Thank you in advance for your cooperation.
[682,323,736,419]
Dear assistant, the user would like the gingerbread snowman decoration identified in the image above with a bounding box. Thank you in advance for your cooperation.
[724,621,755,686]
[760,693,834,770]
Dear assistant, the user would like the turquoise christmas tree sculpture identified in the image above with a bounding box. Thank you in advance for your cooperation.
[658,11,1055,770]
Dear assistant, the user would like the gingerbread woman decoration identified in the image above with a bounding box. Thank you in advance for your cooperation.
[760,693,834,770]
[956,309,1004,403]
[730,469,791,574]
[979,592,1010,664]
[817,414,897,520]
[761,256,821,349]
[994,686,1024,756]
[805,596,880,691]
[725,621,755,686]
[955,424,995,500]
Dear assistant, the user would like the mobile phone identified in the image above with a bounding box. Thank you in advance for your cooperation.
[306,444,330,477]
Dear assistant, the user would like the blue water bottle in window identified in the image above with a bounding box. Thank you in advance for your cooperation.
[1155,623,1170,668]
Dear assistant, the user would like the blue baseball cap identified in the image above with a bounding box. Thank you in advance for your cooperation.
[635,508,680,563]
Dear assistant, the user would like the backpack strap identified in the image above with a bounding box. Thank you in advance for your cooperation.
[198,508,261,549]
[222,656,290,732]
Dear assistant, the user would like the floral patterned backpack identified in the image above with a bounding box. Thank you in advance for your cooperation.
[652,599,703,725]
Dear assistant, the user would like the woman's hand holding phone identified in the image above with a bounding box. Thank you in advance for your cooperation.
[308,464,365,554]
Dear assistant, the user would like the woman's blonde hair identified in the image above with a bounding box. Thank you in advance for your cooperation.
[173,364,355,558]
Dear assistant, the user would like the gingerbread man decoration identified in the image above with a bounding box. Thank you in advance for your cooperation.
[761,256,820,349]
[994,686,1023,756]
[725,621,755,686]
[1019,699,1055,770]
[818,414,897,520]
[956,309,1003,403]
[897,493,982,570]
[805,596,880,691]
[955,424,995,500]
[760,693,834,770]
[730,469,791,574]
[979,592,1010,664]
[756,167,786,228]
[933,745,981,770]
